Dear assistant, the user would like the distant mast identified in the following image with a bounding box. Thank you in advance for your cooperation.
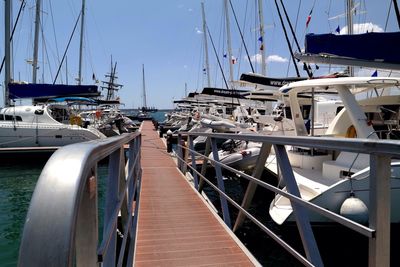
[32,0,41,84]
[142,64,147,108]
[78,0,86,85]
[4,0,11,106]
[224,0,234,88]
[346,0,354,76]
[201,2,211,87]
[258,0,266,76]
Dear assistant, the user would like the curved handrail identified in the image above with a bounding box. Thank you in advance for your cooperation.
[18,132,140,267]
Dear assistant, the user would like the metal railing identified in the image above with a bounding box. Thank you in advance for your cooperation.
[18,132,142,267]
[175,132,400,267]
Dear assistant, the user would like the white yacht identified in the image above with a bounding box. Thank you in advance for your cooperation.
[268,77,400,225]
[0,104,106,148]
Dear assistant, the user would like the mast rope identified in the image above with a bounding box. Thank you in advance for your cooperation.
[53,12,82,84]
[0,0,26,75]
[229,0,255,73]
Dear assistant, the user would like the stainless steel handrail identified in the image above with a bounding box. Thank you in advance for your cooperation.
[18,132,141,267]
[176,131,399,267]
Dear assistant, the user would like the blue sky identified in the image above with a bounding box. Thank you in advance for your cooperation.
[1,0,398,108]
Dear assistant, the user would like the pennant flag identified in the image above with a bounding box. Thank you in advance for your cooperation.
[335,25,340,34]
[202,68,206,73]
[231,56,237,64]
[260,44,264,51]
[371,70,378,77]
[92,73,96,80]
[306,9,313,27]
[223,53,227,58]
[258,36,263,42]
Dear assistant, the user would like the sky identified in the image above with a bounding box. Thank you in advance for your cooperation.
[0,0,399,109]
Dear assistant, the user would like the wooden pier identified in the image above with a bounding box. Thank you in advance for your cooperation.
[134,121,258,266]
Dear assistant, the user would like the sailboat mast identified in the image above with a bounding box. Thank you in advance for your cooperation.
[201,2,211,87]
[32,0,41,84]
[258,0,267,76]
[78,0,86,85]
[346,0,354,76]
[142,64,147,108]
[4,0,11,107]
[224,0,234,87]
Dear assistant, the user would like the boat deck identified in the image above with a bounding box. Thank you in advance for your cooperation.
[134,121,257,266]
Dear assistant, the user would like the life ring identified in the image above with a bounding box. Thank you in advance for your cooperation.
[346,125,357,138]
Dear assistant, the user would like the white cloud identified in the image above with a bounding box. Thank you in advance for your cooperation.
[195,27,203,34]
[248,54,288,64]
[339,22,383,34]
[267,54,288,63]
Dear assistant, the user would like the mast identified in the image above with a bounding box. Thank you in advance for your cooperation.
[258,0,267,76]
[32,0,41,84]
[142,64,147,108]
[201,2,211,87]
[346,0,354,76]
[4,0,11,106]
[224,0,234,87]
[78,0,85,85]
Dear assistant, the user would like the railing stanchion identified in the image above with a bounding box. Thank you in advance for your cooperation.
[210,137,231,228]
[369,154,391,267]
[274,144,324,267]
[188,135,199,189]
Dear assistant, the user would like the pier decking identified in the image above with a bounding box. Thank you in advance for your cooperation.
[135,121,257,266]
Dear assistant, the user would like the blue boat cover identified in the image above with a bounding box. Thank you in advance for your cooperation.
[305,32,400,64]
[8,83,99,99]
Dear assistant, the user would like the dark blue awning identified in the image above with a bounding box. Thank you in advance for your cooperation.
[8,83,99,100]
[305,32,400,64]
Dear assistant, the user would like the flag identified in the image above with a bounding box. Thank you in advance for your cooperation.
[223,53,227,58]
[231,56,237,64]
[92,73,96,80]
[258,36,263,42]
[371,70,378,77]
[335,25,340,34]
[260,44,264,51]
[306,9,313,27]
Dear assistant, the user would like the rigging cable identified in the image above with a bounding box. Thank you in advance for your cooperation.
[286,0,301,76]
[206,25,230,91]
[385,0,393,31]
[279,0,313,78]
[53,12,82,84]
[228,0,255,73]
[274,0,301,77]
[49,0,62,83]
[0,0,26,75]
[393,0,400,29]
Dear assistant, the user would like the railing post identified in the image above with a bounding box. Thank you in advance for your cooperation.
[368,155,391,267]
[210,137,232,228]
[188,135,199,189]
[198,137,211,193]
[102,149,121,266]
[274,144,324,267]
[233,142,271,231]
[177,133,183,171]
[75,167,99,267]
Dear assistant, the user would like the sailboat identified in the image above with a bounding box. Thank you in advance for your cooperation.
[0,0,106,149]
[136,64,153,121]
[268,76,400,225]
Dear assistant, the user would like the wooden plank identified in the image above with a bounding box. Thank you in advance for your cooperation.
[134,121,258,266]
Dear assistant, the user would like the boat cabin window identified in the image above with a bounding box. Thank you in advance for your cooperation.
[2,115,22,121]
[336,106,344,115]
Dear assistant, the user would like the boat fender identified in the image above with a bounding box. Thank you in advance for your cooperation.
[340,196,368,224]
